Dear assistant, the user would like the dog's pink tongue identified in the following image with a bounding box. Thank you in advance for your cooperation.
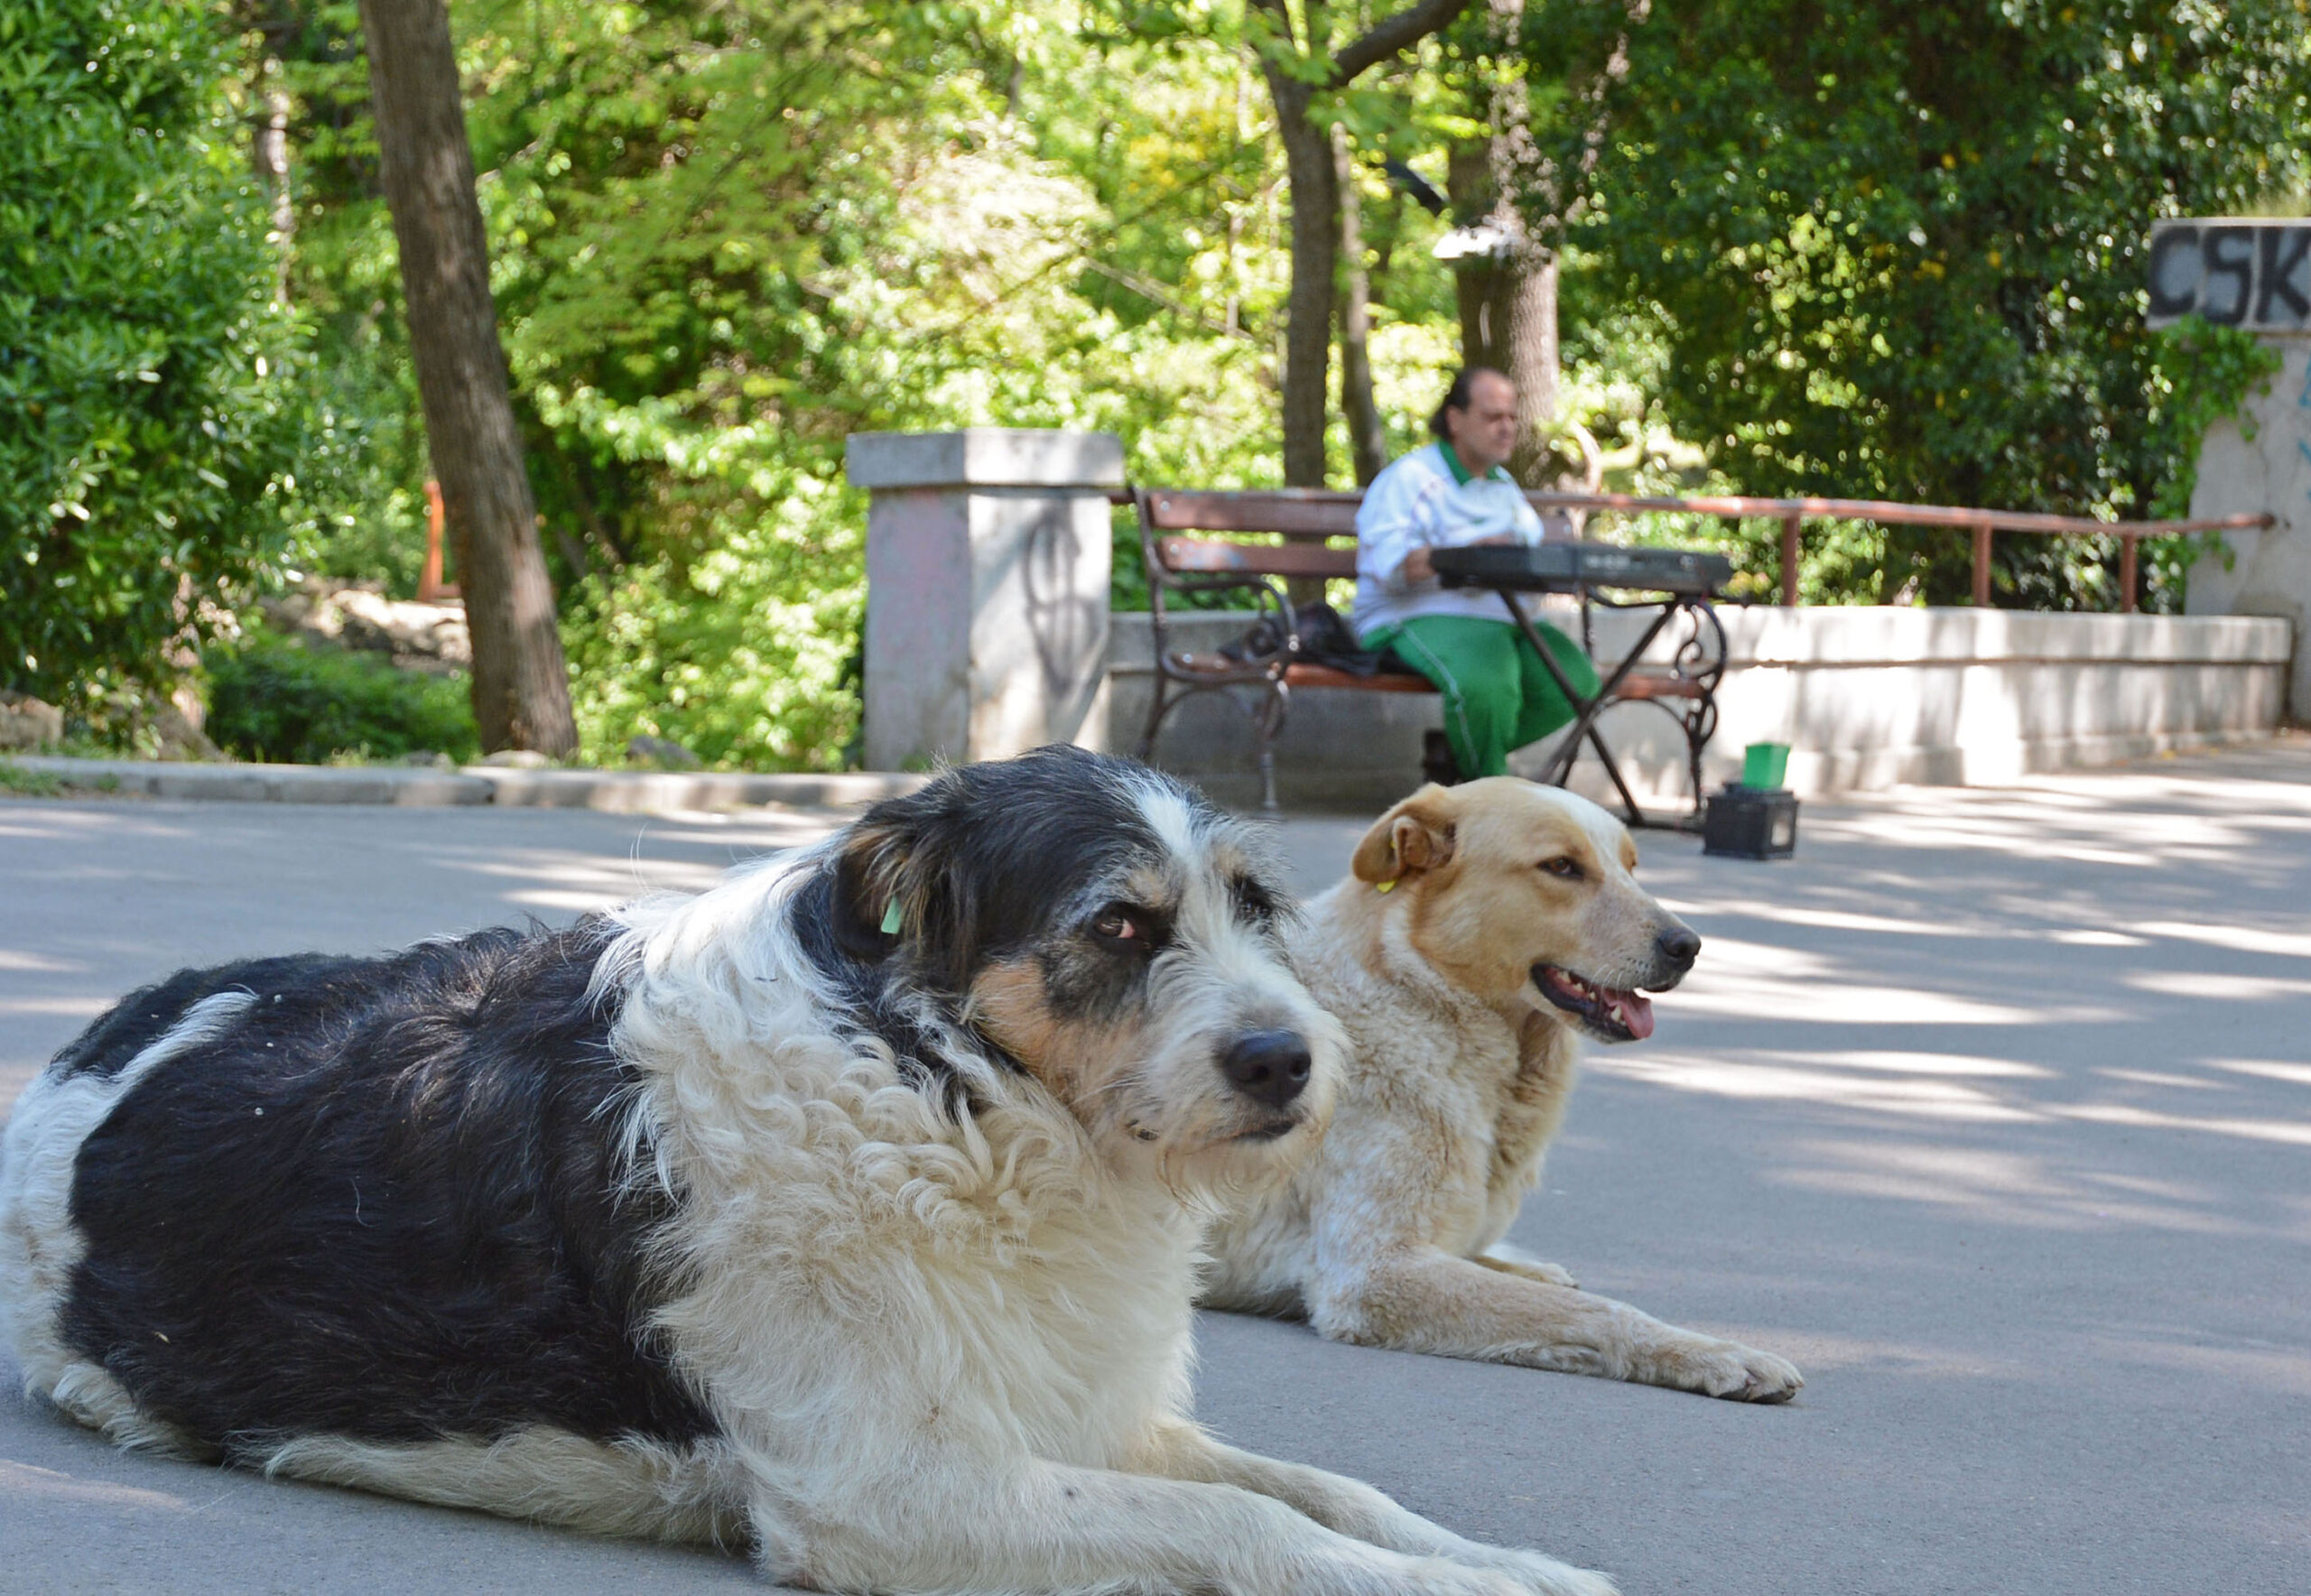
[1613,990,1655,1040]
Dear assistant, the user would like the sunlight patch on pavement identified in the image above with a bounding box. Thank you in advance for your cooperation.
[2047,928,2149,947]
[1653,900,1988,939]
[0,997,109,1018]
[2056,1103,2311,1148]
[0,950,79,973]
[2123,970,2311,1002]
[1728,1324,2034,1381]
[2078,1328,2311,1398]
[2206,1059,2311,1089]
[1767,1140,2255,1233]
[1594,1051,2048,1122]
[1671,938,2050,1025]
[0,1459,190,1513]
[2136,921,2311,960]
[2096,1068,2234,1091]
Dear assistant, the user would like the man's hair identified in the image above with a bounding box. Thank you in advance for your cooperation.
[1427,366,1513,441]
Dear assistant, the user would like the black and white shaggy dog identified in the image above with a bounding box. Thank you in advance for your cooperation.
[0,747,1613,1596]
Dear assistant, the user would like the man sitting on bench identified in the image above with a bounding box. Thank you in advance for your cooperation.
[1354,367,1601,784]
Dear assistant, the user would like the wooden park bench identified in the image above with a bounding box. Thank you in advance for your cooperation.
[1129,487,1726,820]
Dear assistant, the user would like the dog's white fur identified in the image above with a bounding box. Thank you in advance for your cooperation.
[3,766,1617,1595]
[1204,779,1804,1404]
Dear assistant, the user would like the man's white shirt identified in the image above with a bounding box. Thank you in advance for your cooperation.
[1350,441,1545,640]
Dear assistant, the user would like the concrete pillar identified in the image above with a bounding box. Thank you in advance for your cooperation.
[2186,337,2311,715]
[846,429,1123,771]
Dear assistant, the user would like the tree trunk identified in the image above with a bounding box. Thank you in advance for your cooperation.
[1449,238,1559,487]
[1447,7,1562,488]
[1250,0,1471,488]
[253,57,293,303]
[357,0,576,756]
[1333,124,1388,487]
[1264,64,1338,488]
[1499,251,1559,484]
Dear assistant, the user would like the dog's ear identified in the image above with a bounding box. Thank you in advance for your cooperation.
[829,778,983,987]
[1350,785,1457,886]
[830,811,918,966]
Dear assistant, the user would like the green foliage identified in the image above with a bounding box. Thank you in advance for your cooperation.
[203,629,478,763]
[56,0,2287,774]
[262,0,1388,766]
[0,0,340,701]
[558,470,864,770]
[0,761,66,797]
[0,758,120,796]
[1549,0,2311,608]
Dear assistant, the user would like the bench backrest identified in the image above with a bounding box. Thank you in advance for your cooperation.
[1138,488,1364,581]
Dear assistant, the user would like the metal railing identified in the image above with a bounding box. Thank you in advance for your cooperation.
[1112,486,2277,612]
[1519,491,2274,611]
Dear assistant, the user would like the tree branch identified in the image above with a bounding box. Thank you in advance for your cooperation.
[1331,0,1472,86]
[1246,0,1302,56]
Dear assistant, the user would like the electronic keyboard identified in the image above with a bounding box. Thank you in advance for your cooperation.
[1431,543,1733,597]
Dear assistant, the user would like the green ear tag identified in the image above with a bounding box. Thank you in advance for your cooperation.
[879,900,903,935]
[1375,878,1396,894]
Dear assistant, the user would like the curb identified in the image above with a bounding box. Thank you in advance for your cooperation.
[0,756,924,813]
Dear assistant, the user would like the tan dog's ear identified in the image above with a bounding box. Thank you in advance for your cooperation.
[1350,785,1457,886]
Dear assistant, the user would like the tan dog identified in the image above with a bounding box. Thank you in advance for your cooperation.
[1204,778,1804,1403]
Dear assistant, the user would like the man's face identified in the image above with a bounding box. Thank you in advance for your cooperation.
[1446,372,1521,477]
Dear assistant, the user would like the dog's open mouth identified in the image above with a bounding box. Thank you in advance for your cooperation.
[1532,965,1654,1042]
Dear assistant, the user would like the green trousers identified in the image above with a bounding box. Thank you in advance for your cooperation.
[1375,614,1601,780]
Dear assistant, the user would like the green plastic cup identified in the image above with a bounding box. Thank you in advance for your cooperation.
[1740,741,1791,790]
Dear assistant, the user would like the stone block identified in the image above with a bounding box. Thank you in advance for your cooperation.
[849,430,1119,770]
[0,692,63,751]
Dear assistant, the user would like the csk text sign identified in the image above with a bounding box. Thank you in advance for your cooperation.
[2147,219,2311,331]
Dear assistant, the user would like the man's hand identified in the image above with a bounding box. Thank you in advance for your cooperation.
[1402,535,1516,585]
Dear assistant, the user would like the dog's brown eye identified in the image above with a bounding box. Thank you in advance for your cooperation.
[1540,857,1583,881]
[1093,910,1146,944]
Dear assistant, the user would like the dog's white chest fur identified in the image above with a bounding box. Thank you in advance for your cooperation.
[615,939,1205,1488]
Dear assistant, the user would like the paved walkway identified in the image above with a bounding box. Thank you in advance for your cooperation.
[2,742,2306,1593]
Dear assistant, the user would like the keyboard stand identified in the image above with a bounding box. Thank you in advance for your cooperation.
[1449,576,1727,832]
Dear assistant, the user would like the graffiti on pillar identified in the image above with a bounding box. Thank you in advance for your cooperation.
[2147,219,2311,330]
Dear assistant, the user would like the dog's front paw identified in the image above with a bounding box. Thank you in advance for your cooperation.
[1656,1336,1804,1403]
[1285,1551,1528,1596]
[1391,1557,1587,1596]
[1473,1546,1620,1596]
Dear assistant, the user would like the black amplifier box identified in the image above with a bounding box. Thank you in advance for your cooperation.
[1703,784,1798,860]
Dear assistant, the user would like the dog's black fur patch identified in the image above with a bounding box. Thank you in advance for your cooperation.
[57,925,716,1459]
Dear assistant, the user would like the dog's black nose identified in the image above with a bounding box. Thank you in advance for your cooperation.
[1656,925,1702,966]
[1220,1030,1312,1109]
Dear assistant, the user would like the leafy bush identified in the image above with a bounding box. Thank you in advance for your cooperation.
[559,470,864,772]
[1552,0,2310,608]
[204,632,478,765]
[0,0,342,701]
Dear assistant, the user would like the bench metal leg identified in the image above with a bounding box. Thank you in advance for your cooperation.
[1253,678,1288,814]
[1135,669,1174,763]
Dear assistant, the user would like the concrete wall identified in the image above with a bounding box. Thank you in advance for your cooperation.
[2186,335,2311,716]
[1114,606,2292,812]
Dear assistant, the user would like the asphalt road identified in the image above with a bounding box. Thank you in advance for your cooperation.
[3,745,2306,1594]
